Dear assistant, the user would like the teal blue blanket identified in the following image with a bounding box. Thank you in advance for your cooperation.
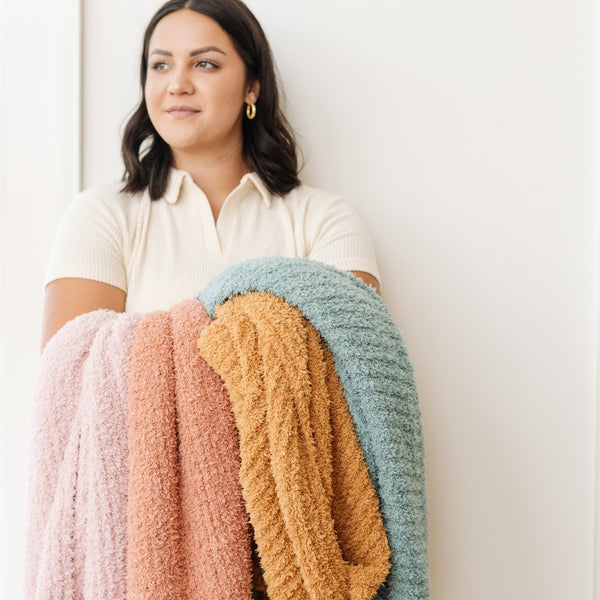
[199,257,430,600]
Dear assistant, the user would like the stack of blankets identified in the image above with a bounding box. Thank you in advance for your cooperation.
[24,258,430,600]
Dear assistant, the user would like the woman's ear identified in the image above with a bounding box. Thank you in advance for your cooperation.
[245,79,260,105]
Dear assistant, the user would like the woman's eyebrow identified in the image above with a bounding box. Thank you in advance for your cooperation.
[149,46,227,57]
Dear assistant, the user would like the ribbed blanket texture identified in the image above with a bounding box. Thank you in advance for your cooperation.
[198,291,391,600]
[198,257,431,600]
[127,300,252,600]
[24,310,140,600]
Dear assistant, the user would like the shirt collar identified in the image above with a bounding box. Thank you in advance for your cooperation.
[164,167,272,207]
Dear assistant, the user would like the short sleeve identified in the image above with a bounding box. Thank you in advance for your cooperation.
[44,189,128,292]
[304,192,381,284]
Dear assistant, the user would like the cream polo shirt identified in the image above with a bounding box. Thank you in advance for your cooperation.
[44,168,380,313]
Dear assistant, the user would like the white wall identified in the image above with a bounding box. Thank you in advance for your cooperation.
[2,0,598,598]
[0,0,81,596]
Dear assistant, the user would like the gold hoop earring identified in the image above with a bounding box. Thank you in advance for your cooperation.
[246,102,257,120]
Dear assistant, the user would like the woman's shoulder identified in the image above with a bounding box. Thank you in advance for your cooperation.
[278,180,380,280]
[72,179,145,215]
[60,179,150,238]
[277,182,351,220]
[279,181,365,224]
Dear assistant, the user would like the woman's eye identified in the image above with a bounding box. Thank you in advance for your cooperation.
[196,60,218,70]
[150,61,169,72]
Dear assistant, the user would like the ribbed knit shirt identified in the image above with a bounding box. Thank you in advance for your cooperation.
[44,168,380,312]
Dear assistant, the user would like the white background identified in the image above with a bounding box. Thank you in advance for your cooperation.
[1,0,598,598]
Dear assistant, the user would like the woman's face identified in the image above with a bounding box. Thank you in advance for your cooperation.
[144,9,258,161]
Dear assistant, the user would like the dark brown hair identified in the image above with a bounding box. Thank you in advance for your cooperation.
[121,0,300,200]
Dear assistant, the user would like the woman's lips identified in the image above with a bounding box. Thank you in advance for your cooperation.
[166,107,200,118]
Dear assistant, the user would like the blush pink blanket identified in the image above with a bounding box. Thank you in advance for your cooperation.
[24,310,141,600]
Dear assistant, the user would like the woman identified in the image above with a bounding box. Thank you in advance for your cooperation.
[41,0,381,348]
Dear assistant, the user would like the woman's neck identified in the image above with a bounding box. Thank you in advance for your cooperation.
[172,144,250,222]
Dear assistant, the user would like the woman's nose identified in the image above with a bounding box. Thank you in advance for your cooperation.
[167,69,193,94]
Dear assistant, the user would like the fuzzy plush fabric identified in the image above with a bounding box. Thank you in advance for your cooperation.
[24,310,140,600]
[198,291,391,600]
[26,257,428,600]
[127,300,252,600]
[198,257,431,600]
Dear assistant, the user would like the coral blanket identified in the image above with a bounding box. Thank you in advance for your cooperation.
[127,300,252,599]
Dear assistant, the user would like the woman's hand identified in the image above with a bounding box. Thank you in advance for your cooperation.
[41,278,126,351]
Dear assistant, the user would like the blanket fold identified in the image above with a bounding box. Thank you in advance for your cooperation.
[198,257,431,600]
[198,291,391,600]
[127,300,252,600]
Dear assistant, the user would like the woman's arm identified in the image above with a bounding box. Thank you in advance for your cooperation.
[41,278,126,351]
[351,270,382,296]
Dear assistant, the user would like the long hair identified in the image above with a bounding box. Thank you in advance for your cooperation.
[121,0,300,200]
